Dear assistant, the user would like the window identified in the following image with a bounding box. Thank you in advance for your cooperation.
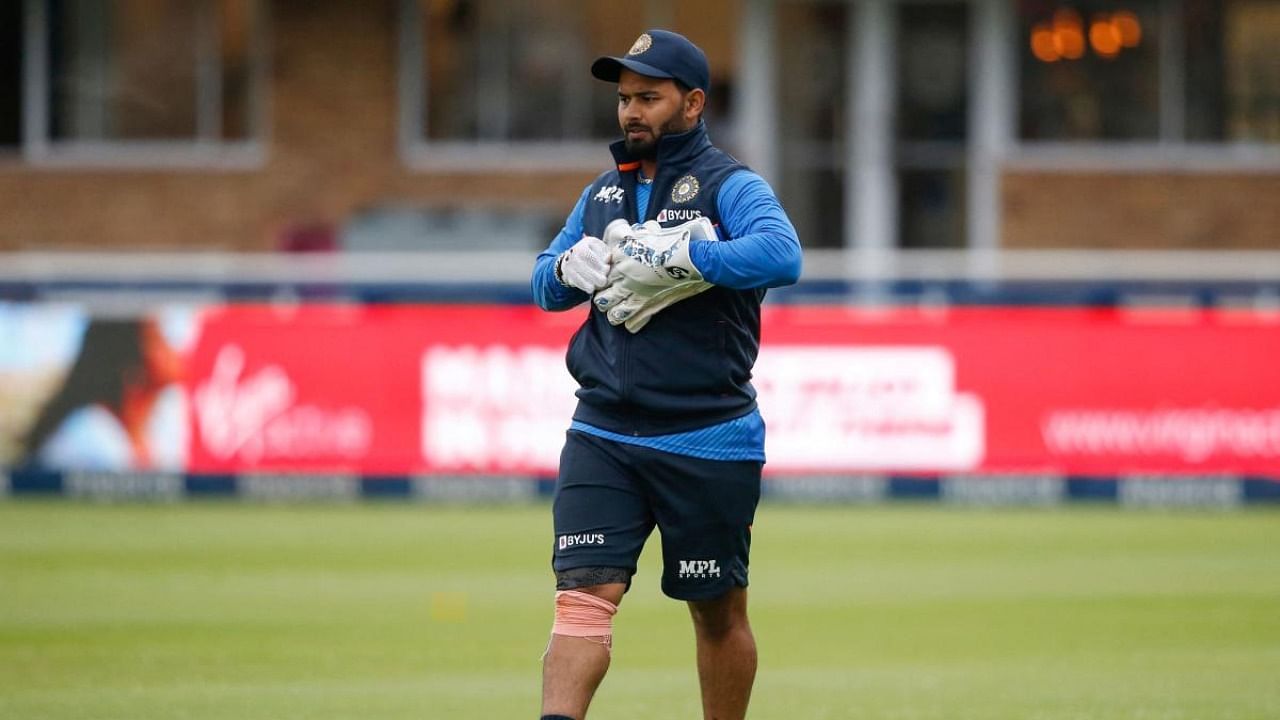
[897,3,968,143]
[0,2,21,148]
[23,0,267,165]
[1018,0,1279,146]
[775,1,848,250]
[896,2,968,249]
[1019,1,1160,140]
[400,0,741,170]
[416,0,615,143]
[1185,0,1280,142]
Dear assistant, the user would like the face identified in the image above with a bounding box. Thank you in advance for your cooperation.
[616,69,704,159]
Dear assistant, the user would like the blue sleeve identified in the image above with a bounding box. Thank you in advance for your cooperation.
[689,170,802,290]
[532,185,593,311]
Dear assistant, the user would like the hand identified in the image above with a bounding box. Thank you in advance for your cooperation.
[601,218,633,249]
[614,218,707,286]
[608,280,711,333]
[556,236,611,294]
[592,217,715,332]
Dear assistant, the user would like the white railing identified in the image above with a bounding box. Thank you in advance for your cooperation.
[2,249,1279,286]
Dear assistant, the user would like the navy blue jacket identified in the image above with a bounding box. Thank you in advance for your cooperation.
[532,122,801,435]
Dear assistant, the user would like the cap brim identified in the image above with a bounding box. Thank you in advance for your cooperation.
[591,56,675,83]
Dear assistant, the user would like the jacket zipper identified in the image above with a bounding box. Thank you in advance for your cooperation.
[618,174,642,404]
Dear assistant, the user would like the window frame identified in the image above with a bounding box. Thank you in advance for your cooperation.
[19,0,270,170]
[395,0,612,173]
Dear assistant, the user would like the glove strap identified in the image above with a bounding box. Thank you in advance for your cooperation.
[553,250,571,288]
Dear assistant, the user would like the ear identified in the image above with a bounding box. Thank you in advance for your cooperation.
[683,88,706,122]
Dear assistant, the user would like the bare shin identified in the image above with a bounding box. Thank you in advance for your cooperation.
[688,587,757,720]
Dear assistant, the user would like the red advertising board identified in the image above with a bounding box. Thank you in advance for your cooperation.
[180,303,1280,476]
[759,305,1280,475]
[186,304,580,474]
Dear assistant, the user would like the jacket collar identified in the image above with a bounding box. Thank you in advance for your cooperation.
[609,120,712,175]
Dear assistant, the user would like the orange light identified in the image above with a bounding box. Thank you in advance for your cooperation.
[1031,24,1060,62]
[1089,18,1122,58]
[1057,26,1086,59]
[1112,10,1142,47]
[1044,7,1086,61]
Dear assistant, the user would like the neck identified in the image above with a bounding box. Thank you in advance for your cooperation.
[634,120,702,180]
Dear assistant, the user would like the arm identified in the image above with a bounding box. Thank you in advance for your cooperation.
[689,170,802,290]
[531,185,593,311]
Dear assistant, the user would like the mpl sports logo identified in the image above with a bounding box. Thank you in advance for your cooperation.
[678,559,721,579]
[558,533,605,551]
[594,185,624,204]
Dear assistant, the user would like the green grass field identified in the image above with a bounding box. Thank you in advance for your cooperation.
[1,501,1277,720]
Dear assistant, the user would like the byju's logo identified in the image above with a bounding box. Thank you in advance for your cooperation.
[594,186,625,204]
[678,559,721,579]
[656,208,702,223]
[558,533,605,551]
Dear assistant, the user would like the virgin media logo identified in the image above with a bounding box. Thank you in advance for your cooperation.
[194,345,372,464]
[1042,407,1280,463]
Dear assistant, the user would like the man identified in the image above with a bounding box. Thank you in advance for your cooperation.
[531,29,802,720]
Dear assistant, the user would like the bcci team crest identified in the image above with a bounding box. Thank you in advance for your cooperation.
[628,33,653,56]
[671,175,700,204]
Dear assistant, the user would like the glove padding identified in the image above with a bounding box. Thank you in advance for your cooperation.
[593,217,715,333]
[611,280,711,333]
[556,235,611,294]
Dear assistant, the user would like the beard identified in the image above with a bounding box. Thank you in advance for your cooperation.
[623,113,691,159]
[623,133,658,159]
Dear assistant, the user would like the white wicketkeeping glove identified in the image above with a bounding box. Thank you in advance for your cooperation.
[616,280,711,333]
[555,236,611,294]
[592,217,716,333]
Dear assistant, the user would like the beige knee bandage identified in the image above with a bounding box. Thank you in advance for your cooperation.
[551,590,618,648]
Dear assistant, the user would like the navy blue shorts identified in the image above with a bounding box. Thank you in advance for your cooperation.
[551,429,762,601]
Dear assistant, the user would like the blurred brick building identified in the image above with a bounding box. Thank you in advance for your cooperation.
[1,0,1277,253]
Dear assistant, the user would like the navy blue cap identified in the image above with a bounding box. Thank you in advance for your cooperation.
[591,30,710,93]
